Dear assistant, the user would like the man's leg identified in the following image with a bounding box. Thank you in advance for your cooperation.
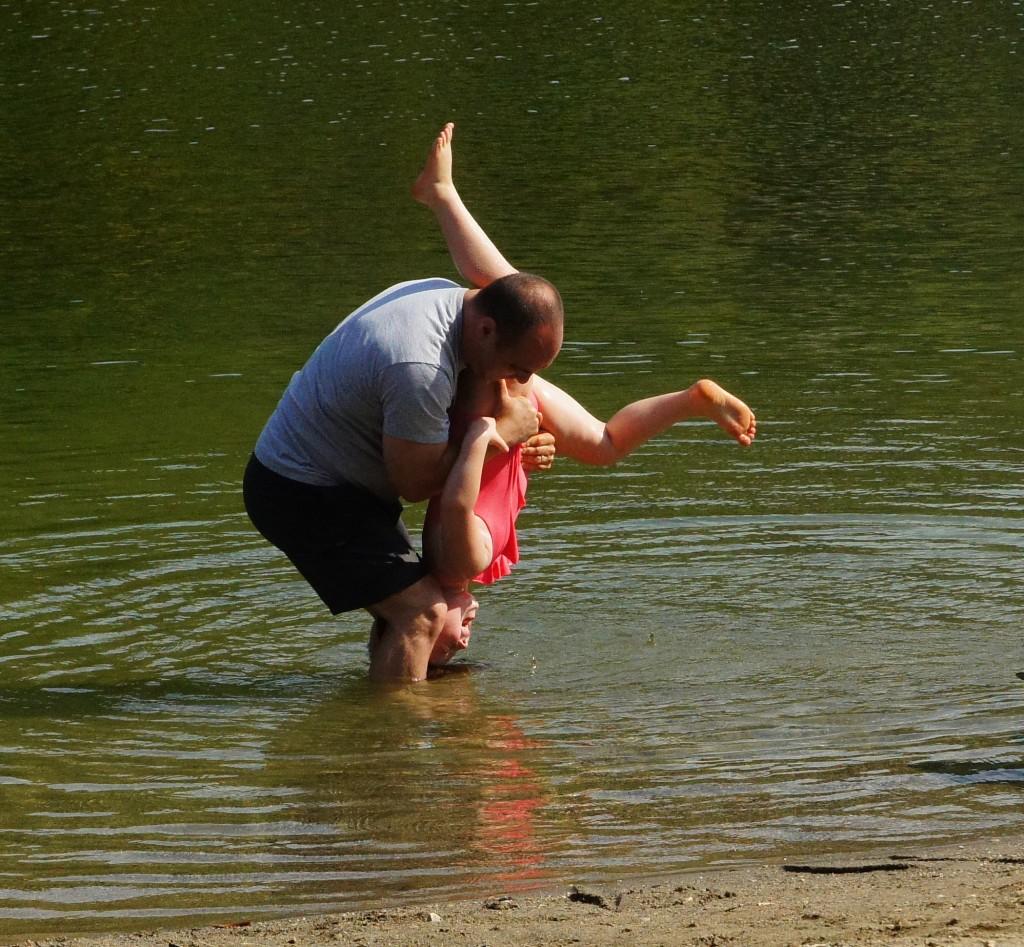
[366,575,448,683]
[412,122,518,288]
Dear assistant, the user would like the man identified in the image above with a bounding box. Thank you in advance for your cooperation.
[243,271,563,683]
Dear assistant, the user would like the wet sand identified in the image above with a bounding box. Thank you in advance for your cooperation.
[12,835,1024,947]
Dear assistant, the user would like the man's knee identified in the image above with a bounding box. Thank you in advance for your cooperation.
[406,597,447,644]
[370,576,447,642]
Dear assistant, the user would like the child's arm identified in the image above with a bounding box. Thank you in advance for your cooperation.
[532,376,757,466]
[429,417,508,584]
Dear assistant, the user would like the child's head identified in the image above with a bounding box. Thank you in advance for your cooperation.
[428,587,479,666]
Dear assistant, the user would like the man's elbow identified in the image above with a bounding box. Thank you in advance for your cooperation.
[383,437,454,503]
[398,484,436,503]
[391,474,442,503]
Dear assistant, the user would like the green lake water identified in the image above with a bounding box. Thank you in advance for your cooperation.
[2,0,1022,935]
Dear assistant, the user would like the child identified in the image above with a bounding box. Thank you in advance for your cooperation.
[413,124,757,666]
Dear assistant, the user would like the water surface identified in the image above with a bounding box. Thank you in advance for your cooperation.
[1,0,1022,935]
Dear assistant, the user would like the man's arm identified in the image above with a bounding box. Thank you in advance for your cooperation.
[382,436,461,503]
[384,381,541,502]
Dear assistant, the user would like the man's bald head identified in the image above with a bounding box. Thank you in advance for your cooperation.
[474,272,563,346]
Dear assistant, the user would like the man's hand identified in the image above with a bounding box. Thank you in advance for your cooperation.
[494,379,540,446]
[522,431,556,472]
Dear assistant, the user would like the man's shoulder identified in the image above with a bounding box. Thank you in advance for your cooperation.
[346,278,464,364]
[352,277,463,318]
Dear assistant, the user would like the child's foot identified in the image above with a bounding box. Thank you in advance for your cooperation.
[412,122,456,208]
[691,379,757,446]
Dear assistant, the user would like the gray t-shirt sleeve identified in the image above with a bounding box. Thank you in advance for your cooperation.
[380,361,453,444]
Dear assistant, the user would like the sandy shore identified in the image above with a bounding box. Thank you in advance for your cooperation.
[10,837,1024,947]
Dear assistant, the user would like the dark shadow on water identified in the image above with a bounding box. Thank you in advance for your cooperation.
[427,659,490,679]
[0,672,357,717]
[913,757,1024,787]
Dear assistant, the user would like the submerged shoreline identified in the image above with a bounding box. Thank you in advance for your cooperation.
[11,835,1024,947]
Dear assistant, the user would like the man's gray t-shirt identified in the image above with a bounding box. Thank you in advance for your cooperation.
[254,278,465,499]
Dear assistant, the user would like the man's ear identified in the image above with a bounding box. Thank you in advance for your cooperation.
[476,314,496,339]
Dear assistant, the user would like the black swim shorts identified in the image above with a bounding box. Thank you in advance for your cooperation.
[242,454,429,614]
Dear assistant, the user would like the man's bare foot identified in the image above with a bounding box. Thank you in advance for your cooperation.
[690,378,757,446]
[412,122,456,208]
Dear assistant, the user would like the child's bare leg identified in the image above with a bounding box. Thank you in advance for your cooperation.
[426,417,507,584]
[412,122,517,288]
[532,377,757,466]
[604,379,756,453]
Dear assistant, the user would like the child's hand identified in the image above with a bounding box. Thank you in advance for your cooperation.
[495,379,541,445]
[468,416,509,453]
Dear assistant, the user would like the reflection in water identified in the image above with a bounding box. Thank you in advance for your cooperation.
[0,672,552,933]
[264,672,551,898]
[475,717,547,886]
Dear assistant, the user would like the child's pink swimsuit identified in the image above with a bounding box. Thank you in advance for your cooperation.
[468,435,528,584]
[425,393,536,586]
